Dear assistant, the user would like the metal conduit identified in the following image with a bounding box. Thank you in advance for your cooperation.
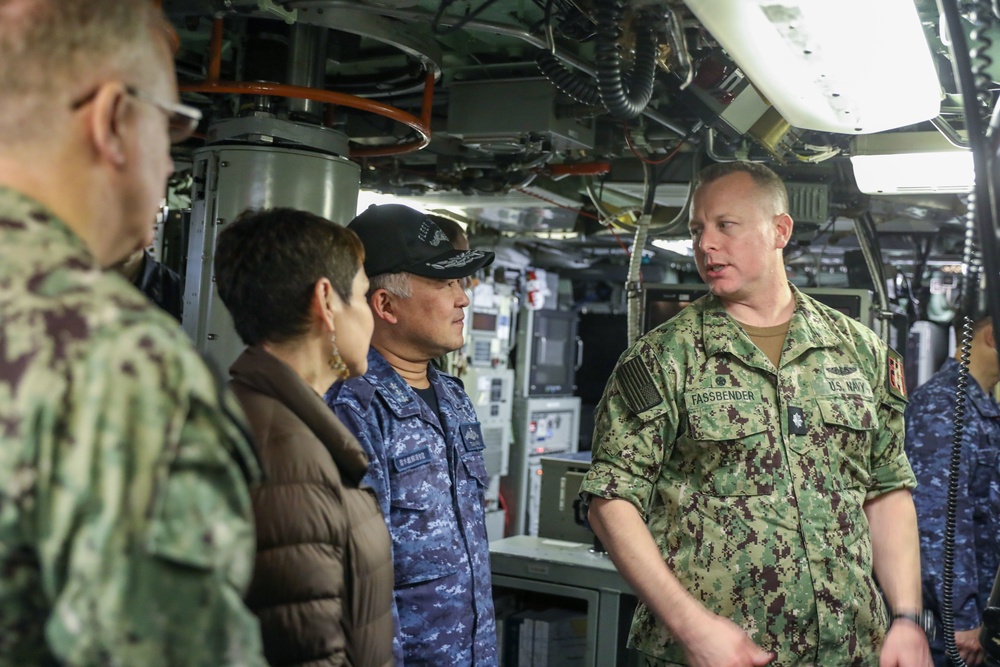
[290,0,692,137]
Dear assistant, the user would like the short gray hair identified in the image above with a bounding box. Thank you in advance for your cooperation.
[0,0,167,144]
[368,272,412,299]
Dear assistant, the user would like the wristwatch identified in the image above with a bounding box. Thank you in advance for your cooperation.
[892,610,937,641]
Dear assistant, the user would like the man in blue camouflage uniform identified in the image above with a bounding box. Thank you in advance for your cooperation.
[0,2,266,665]
[582,161,931,667]
[326,204,498,666]
[907,310,1000,666]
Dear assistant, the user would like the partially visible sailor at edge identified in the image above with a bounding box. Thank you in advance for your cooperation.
[581,160,930,667]
[906,305,1000,667]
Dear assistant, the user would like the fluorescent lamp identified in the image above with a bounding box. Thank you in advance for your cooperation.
[682,0,941,134]
[850,131,973,195]
[652,239,694,256]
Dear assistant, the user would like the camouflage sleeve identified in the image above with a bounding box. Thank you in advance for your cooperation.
[867,346,916,498]
[39,327,266,667]
[906,397,984,630]
[580,340,680,518]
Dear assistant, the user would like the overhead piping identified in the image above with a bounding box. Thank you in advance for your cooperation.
[182,78,435,157]
[182,15,434,157]
[930,115,971,149]
[850,211,892,344]
[289,0,692,137]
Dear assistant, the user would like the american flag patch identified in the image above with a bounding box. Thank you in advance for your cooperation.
[887,349,907,401]
[618,356,663,414]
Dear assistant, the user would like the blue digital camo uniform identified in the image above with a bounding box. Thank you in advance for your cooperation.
[327,347,498,667]
[0,188,266,666]
[905,358,1000,665]
[581,286,916,667]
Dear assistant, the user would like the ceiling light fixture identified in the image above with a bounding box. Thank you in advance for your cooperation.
[850,131,974,195]
[651,239,694,256]
[682,0,941,134]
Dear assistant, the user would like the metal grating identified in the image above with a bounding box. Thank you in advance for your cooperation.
[786,182,830,224]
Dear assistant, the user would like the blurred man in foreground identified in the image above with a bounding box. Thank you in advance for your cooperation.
[0,2,265,664]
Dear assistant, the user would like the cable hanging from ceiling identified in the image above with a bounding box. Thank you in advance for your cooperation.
[534,1,676,119]
[933,1,1000,664]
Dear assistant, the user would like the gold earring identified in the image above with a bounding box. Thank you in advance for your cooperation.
[328,333,349,380]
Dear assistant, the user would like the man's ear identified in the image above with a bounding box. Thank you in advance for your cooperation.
[89,84,128,168]
[369,288,399,325]
[983,322,995,351]
[774,213,794,249]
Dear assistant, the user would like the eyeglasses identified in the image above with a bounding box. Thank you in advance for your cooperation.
[125,86,201,144]
[71,84,202,144]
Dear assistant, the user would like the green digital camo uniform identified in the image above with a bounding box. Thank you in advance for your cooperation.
[581,286,915,667]
[0,188,267,667]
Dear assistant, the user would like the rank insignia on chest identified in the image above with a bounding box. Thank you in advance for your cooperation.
[887,348,907,401]
[390,382,411,403]
[788,405,808,435]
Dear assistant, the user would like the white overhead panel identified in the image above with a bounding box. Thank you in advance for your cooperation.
[850,131,974,195]
[683,0,941,134]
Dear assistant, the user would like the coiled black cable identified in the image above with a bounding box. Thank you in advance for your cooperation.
[934,0,999,662]
[970,15,995,110]
[944,321,973,663]
[594,0,658,120]
[535,51,603,107]
[941,197,983,667]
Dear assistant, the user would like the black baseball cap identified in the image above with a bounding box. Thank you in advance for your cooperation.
[348,204,494,279]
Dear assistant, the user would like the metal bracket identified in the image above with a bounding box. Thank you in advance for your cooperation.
[257,0,296,23]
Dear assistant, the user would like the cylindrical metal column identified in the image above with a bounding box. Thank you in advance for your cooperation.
[183,144,360,371]
[286,23,329,121]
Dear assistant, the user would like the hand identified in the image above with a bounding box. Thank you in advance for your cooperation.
[955,627,986,665]
[879,618,932,667]
[679,612,775,667]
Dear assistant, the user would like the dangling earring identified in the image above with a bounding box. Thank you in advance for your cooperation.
[328,332,349,380]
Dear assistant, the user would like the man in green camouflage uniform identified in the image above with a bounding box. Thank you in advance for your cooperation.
[582,162,930,667]
[0,2,266,665]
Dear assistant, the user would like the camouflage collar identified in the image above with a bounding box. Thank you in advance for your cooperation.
[0,186,92,261]
[363,347,428,420]
[700,285,841,364]
[783,285,844,356]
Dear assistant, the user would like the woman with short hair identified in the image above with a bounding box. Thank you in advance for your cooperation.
[214,207,393,667]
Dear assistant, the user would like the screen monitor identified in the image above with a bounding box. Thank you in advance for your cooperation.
[471,310,499,333]
[515,308,579,396]
[642,284,709,332]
